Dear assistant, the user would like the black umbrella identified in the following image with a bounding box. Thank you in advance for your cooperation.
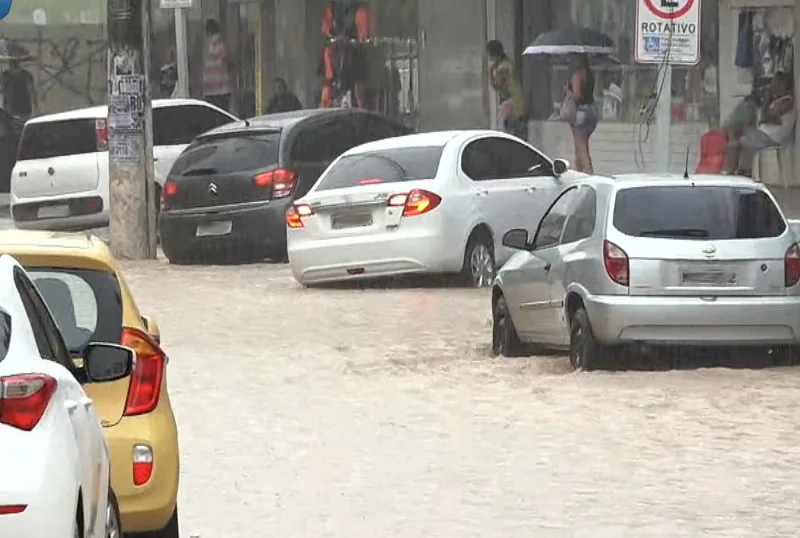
[0,39,33,62]
[523,28,615,56]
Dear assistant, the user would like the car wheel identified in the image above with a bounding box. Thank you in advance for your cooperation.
[492,294,526,357]
[569,308,608,371]
[106,488,121,538]
[462,234,495,288]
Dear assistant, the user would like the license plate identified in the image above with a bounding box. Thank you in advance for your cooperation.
[37,205,70,219]
[331,211,372,229]
[681,267,737,286]
[196,221,232,237]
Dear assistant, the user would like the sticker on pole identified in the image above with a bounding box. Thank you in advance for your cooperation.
[635,0,701,65]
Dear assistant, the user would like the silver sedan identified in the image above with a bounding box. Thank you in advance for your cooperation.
[492,174,800,370]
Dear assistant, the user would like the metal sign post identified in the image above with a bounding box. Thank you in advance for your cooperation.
[160,0,192,97]
[635,0,701,173]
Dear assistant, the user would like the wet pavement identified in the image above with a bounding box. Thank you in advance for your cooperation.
[116,259,800,538]
[2,193,800,536]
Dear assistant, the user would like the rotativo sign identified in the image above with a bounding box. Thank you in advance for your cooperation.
[0,0,11,19]
[635,0,701,66]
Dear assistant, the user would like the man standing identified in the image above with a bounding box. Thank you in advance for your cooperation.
[266,78,302,113]
[2,59,37,121]
[202,19,233,112]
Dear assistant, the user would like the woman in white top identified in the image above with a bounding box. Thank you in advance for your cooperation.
[723,72,795,176]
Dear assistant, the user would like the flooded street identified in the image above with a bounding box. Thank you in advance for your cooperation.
[119,259,800,538]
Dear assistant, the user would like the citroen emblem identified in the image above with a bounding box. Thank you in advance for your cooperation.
[208,183,218,195]
[702,244,716,256]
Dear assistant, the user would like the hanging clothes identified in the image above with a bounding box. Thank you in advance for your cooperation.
[735,10,754,68]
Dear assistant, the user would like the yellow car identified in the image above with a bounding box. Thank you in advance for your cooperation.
[0,230,179,537]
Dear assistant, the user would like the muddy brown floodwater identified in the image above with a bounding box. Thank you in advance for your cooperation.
[119,259,800,538]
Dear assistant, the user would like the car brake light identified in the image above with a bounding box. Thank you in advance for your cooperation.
[0,374,56,431]
[161,180,178,211]
[0,505,26,515]
[387,189,441,217]
[122,327,166,416]
[358,178,383,185]
[286,203,313,229]
[133,444,153,486]
[255,168,296,198]
[603,240,629,286]
[785,243,800,287]
[95,119,108,151]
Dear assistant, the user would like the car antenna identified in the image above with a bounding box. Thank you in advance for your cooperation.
[683,144,690,179]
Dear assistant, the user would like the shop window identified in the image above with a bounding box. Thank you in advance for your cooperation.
[521,0,720,126]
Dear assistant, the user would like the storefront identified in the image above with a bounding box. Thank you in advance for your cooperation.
[502,0,720,174]
[720,0,798,186]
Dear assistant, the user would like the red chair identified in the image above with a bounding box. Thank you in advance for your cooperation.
[695,130,728,174]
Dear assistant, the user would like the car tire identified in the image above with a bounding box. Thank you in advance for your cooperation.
[569,308,608,371]
[462,233,495,288]
[106,488,121,538]
[492,294,526,357]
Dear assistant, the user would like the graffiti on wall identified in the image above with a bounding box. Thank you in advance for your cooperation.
[1,26,108,112]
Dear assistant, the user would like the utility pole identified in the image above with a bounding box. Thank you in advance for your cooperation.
[107,0,157,259]
[174,7,190,97]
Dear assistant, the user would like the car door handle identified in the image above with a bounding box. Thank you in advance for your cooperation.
[476,189,489,197]
[544,263,551,272]
[65,400,79,414]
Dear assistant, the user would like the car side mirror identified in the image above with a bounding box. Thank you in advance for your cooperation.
[553,159,569,176]
[83,343,135,383]
[502,228,530,250]
[141,314,161,345]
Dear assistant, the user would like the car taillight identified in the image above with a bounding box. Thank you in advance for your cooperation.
[0,374,56,431]
[785,243,800,287]
[95,119,108,151]
[122,327,166,416]
[387,189,442,217]
[603,240,629,286]
[254,168,296,198]
[133,444,154,486]
[286,203,313,229]
[161,180,178,210]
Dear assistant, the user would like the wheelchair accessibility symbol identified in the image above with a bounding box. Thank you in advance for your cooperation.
[644,36,661,52]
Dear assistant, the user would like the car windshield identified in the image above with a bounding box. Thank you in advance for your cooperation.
[315,146,444,191]
[613,185,786,240]
[170,131,281,176]
[27,268,123,352]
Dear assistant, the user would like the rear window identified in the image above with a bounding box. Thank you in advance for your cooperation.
[315,146,444,191]
[170,132,281,176]
[27,269,122,352]
[18,119,98,160]
[613,185,786,239]
[0,310,9,362]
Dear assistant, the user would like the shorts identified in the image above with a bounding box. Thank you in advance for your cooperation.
[739,128,779,152]
[572,103,599,137]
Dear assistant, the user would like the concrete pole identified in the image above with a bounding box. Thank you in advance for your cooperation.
[655,63,672,173]
[174,7,190,97]
[107,0,157,259]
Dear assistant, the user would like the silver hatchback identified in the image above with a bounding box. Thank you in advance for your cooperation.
[492,174,800,370]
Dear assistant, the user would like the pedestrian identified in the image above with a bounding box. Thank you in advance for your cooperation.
[563,54,599,173]
[202,19,233,112]
[2,59,37,121]
[486,40,526,140]
[266,78,302,113]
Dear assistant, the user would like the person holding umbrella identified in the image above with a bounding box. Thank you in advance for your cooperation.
[486,40,526,140]
[523,27,614,174]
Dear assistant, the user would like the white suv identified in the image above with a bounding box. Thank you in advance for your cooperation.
[10,98,238,230]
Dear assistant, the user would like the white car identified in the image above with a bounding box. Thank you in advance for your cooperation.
[10,98,238,230]
[287,130,582,286]
[0,255,135,537]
